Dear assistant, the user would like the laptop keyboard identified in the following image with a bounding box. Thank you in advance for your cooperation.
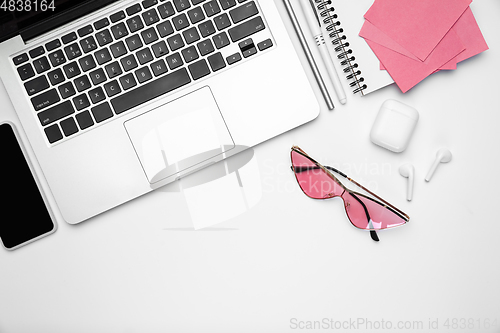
[12,0,273,144]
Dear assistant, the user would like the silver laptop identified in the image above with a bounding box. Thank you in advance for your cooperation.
[0,0,319,224]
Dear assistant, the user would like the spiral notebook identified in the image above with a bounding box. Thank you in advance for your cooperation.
[313,0,394,95]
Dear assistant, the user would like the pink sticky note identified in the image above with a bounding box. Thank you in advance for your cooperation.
[364,0,471,61]
[452,7,489,63]
[360,20,458,71]
[364,29,465,93]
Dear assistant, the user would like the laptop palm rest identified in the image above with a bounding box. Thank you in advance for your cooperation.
[124,87,235,184]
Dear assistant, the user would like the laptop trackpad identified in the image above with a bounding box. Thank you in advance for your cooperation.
[124,87,235,184]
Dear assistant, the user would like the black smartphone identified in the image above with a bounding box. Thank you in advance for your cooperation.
[0,122,56,250]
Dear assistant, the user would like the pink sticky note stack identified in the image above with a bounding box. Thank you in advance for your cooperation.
[358,0,488,93]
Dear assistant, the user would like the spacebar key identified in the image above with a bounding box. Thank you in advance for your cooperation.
[111,68,191,114]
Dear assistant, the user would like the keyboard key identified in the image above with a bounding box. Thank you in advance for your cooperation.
[203,1,220,17]
[192,0,206,4]
[126,4,142,16]
[121,55,138,71]
[212,32,230,49]
[214,13,231,30]
[33,57,51,74]
[47,68,65,85]
[64,43,82,60]
[188,58,210,80]
[219,0,236,10]
[167,34,185,51]
[91,102,114,123]
[89,68,106,85]
[88,86,106,104]
[173,0,190,11]
[157,2,175,19]
[125,34,143,51]
[228,16,264,42]
[79,55,96,72]
[60,117,79,136]
[37,100,74,126]
[150,59,168,76]
[95,29,113,46]
[29,46,45,59]
[207,52,226,71]
[172,13,190,31]
[61,32,77,44]
[74,75,92,92]
[31,89,60,111]
[226,52,241,64]
[94,18,110,30]
[13,53,29,65]
[142,0,158,8]
[44,124,63,143]
[197,39,214,56]
[181,45,199,63]
[76,111,94,130]
[187,6,205,24]
[239,38,256,57]
[166,52,183,70]
[151,40,169,57]
[182,27,200,44]
[198,20,216,37]
[126,16,144,33]
[229,1,258,23]
[48,50,66,66]
[142,8,160,26]
[111,22,129,39]
[17,63,35,81]
[24,76,50,96]
[104,80,122,97]
[135,66,153,83]
[73,94,90,110]
[58,82,76,98]
[156,21,174,37]
[105,61,123,78]
[110,41,127,58]
[94,48,112,65]
[80,36,98,53]
[136,48,154,65]
[119,73,137,90]
[111,68,191,114]
[77,25,93,37]
[141,27,159,44]
[45,39,61,52]
[257,38,273,51]
[63,62,81,79]
[110,10,126,23]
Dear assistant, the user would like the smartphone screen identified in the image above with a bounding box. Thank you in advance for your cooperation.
[0,123,55,250]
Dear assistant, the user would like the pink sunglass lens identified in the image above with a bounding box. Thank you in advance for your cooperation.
[291,151,344,199]
[343,192,407,230]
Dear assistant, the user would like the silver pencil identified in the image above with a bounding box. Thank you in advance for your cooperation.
[282,0,335,110]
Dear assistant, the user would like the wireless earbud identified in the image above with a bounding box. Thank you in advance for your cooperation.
[425,148,452,182]
[399,163,414,201]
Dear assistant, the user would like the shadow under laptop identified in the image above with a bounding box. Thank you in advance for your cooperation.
[156,145,262,230]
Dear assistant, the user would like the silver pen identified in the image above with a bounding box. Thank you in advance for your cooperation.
[300,0,347,104]
[282,0,335,110]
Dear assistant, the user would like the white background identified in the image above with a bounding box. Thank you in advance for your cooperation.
[1,0,500,332]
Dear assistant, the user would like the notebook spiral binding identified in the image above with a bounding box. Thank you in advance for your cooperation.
[314,0,367,94]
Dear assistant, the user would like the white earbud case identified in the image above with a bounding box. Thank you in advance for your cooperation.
[370,99,419,153]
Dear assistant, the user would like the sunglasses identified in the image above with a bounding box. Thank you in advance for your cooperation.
[290,146,410,241]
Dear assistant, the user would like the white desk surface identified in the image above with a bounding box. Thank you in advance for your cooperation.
[1,1,500,332]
